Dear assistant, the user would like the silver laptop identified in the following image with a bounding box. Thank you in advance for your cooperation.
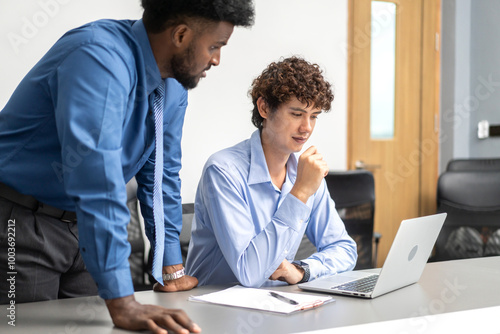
[299,213,447,298]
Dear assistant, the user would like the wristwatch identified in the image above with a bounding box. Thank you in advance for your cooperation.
[162,268,185,281]
[292,261,310,284]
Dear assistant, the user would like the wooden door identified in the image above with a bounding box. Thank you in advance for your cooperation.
[347,0,441,266]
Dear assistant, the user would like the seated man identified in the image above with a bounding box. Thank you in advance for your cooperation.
[186,57,357,287]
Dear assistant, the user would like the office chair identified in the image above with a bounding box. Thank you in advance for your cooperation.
[140,202,195,285]
[296,170,379,269]
[125,180,197,289]
[180,203,195,264]
[125,177,149,289]
[446,157,500,172]
[432,168,500,261]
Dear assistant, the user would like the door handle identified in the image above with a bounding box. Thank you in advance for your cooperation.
[355,160,382,170]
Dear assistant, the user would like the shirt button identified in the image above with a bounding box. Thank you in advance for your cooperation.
[284,250,289,255]
[299,219,304,224]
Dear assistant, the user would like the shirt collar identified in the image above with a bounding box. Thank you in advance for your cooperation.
[132,19,162,94]
[247,130,299,186]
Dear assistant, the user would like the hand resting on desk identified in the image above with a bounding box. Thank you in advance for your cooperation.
[107,264,200,334]
[105,295,201,334]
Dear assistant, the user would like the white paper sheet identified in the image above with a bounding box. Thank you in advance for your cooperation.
[188,285,334,314]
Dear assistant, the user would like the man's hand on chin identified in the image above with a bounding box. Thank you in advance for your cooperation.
[153,264,199,292]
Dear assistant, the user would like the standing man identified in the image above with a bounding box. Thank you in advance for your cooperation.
[0,0,254,333]
[186,57,357,288]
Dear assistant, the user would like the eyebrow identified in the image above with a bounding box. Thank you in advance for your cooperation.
[290,107,322,114]
[215,40,228,47]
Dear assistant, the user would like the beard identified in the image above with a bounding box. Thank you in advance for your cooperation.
[170,42,202,90]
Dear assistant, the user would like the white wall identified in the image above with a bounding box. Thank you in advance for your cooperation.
[439,0,472,173]
[469,1,500,158]
[439,0,500,172]
[0,0,349,203]
[0,0,143,101]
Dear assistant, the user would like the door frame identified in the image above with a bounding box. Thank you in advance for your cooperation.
[347,0,441,218]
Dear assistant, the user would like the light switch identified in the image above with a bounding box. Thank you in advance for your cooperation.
[478,120,489,139]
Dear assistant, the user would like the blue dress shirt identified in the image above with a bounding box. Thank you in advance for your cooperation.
[185,130,357,287]
[0,19,187,299]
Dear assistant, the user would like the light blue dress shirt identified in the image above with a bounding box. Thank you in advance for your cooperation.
[0,19,187,299]
[185,130,357,287]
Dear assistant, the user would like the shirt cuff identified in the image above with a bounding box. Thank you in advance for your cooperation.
[91,267,135,300]
[163,242,183,266]
[301,259,323,282]
[274,194,311,231]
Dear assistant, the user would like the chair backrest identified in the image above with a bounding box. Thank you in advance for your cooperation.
[296,170,376,269]
[126,179,196,285]
[144,203,195,280]
[446,158,500,172]
[433,169,500,261]
[180,203,195,264]
[126,177,147,286]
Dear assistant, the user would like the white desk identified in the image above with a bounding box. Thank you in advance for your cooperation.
[2,257,500,333]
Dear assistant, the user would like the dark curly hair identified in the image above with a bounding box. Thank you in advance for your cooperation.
[141,0,255,33]
[250,56,334,130]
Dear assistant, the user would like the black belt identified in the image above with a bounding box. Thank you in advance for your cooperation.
[0,182,77,223]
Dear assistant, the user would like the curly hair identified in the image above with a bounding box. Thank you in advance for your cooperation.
[141,0,255,33]
[250,56,334,130]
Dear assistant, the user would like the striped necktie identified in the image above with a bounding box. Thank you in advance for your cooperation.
[152,80,165,284]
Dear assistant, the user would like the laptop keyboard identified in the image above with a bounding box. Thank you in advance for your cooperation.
[333,274,379,293]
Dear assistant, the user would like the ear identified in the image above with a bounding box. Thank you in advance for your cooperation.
[171,24,193,48]
[257,97,270,120]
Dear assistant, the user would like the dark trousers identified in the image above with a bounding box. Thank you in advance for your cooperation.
[0,197,98,304]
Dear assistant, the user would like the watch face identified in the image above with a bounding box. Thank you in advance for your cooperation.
[294,261,310,283]
[302,265,310,282]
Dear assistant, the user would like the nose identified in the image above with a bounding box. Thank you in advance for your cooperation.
[210,49,221,67]
[300,117,313,133]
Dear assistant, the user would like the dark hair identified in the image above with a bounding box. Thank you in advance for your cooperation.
[250,56,334,130]
[141,0,255,33]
